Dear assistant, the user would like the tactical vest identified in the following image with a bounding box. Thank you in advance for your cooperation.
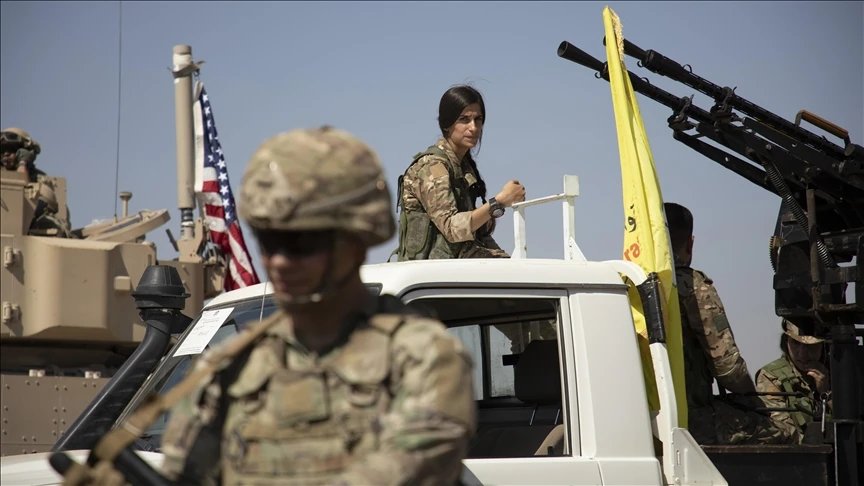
[682,323,715,409]
[218,295,424,485]
[678,278,715,409]
[393,146,475,261]
[759,356,822,431]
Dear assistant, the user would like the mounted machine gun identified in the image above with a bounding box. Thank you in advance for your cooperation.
[556,38,863,486]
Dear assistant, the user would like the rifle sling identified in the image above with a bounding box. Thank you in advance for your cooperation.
[92,311,284,464]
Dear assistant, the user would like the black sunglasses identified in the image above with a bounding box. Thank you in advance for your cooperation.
[255,229,335,258]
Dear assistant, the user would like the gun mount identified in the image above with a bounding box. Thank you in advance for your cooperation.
[557,38,862,486]
[0,45,227,457]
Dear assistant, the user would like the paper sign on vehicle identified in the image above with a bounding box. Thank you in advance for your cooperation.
[173,307,235,357]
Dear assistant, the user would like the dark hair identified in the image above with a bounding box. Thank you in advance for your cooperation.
[664,202,693,253]
[438,85,494,237]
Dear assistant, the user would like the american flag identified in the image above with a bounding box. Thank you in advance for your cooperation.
[193,80,261,291]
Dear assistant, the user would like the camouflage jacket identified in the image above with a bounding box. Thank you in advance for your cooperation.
[675,257,754,408]
[396,137,507,260]
[755,354,821,443]
[160,296,477,486]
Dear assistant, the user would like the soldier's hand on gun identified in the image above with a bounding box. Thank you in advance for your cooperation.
[496,180,526,207]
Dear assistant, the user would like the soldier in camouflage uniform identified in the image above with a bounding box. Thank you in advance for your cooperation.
[158,126,477,485]
[1,127,41,181]
[755,319,831,443]
[1,127,72,237]
[665,202,794,445]
[393,86,548,350]
[394,85,526,261]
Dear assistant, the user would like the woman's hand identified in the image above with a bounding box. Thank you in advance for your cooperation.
[496,180,526,207]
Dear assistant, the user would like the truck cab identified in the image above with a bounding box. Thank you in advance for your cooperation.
[65,256,720,486]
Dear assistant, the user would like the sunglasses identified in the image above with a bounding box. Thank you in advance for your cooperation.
[255,229,335,258]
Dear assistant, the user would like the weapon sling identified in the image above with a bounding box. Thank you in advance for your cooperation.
[91,311,283,465]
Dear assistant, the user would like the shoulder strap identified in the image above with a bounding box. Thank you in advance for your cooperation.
[90,310,285,464]
[762,357,787,372]
[396,146,452,212]
[367,313,408,335]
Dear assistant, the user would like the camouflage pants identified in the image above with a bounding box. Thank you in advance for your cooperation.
[460,245,509,259]
[689,396,795,445]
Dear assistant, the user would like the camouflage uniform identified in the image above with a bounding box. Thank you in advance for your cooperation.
[1,127,72,237]
[395,136,508,260]
[755,321,828,443]
[675,256,793,445]
[159,127,477,485]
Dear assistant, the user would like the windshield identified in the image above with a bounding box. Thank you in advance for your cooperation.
[119,284,382,452]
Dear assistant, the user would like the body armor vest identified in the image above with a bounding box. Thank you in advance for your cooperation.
[394,146,475,261]
[760,356,824,430]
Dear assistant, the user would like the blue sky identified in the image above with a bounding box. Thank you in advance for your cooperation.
[2,1,861,373]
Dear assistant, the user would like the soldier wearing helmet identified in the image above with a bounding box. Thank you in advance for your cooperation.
[755,319,832,443]
[1,127,72,238]
[1,127,41,181]
[159,126,477,485]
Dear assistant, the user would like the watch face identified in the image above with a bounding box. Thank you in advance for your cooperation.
[491,207,505,218]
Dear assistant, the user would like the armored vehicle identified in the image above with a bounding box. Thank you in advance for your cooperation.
[0,45,227,457]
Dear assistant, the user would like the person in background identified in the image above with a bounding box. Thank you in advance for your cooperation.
[665,201,796,444]
[394,85,525,261]
[755,319,831,443]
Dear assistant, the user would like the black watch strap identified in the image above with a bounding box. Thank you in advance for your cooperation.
[488,197,505,218]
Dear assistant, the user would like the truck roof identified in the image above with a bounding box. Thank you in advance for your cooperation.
[205,258,637,308]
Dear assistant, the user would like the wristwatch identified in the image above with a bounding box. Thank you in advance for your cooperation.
[488,197,505,219]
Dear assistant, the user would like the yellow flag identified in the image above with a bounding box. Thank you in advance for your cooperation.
[603,6,688,428]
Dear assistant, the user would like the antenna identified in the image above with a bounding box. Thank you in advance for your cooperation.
[113,0,124,219]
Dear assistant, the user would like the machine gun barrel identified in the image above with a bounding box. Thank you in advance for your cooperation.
[607,36,864,161]
[562,36,862,486]
[557,41,713,125]
[557,40,782,195]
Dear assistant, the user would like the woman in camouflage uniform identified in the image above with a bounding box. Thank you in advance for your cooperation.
[755,319,832,443]
[394,85,526,261]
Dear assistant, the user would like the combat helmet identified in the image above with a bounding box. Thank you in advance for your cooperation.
[0,127,41,154]
[783,319,824,345]
[238,125,395,245]
[238,126,395,306]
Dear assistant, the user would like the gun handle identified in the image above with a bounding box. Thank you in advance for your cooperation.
[796,110,850,143]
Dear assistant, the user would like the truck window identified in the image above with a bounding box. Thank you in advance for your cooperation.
[410,294,571,459]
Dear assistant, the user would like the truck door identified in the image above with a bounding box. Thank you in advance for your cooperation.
[400,287,603,486]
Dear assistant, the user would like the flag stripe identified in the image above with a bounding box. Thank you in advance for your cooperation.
[193,80,261,292]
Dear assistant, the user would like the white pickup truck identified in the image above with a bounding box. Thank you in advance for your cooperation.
[0,177,838,486]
